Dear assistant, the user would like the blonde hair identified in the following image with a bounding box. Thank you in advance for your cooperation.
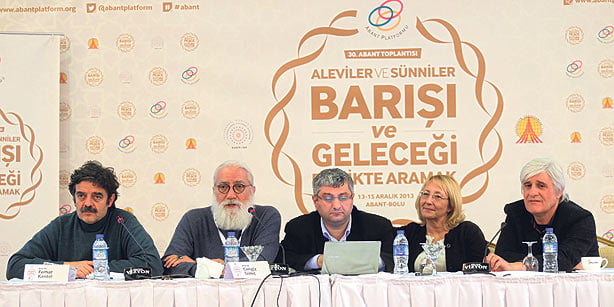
[414,175,466,230]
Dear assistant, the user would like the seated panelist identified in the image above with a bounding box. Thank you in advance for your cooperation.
[162,160,281,276]
[399,175,487,272]
[6,161,163,280]
[486,158,599,272]
[278,168,394,272]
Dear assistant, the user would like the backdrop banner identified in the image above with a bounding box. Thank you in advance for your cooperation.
[0,1,612,280]
[0,33,60,279]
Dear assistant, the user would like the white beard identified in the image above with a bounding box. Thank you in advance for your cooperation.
[212,198,253,230]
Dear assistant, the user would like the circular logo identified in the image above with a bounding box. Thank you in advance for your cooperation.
[181,66,200,84]
[224,120,253,148]
[599,127,614,146]
[183,168,201,187]
[149,100,168,119]
[515,116,543,144]
[565,26,583,45]
[59,102,72,121]
[601,195,614,214]
[117,101,136,120]
[151,202,169,221]
[59,170,70,187]
[180,32,199,51]
[150,135,169,153]
[60,35,71,53]
[59,204,73,215]
[368,0,404,31]
[597,25,613,44]
[181,100,200,119]
[118,135,136,153]
[565,93,584,113]
[116,33,135,52]
[118,169,137,188]
[570,131,582,143]
[0,241,11,256]
[149,67,168,86]
[565,60,583,78]
[598,59,614,78]
[86,136,104,154]
[85,68,103,87]
[604,230,614,240]
[567,161,585,180]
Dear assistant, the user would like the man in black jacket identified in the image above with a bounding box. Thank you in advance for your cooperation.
[486,158,599,272]
[278,168,394,272]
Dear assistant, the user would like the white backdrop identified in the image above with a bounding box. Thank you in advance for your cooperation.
[0,33,60,279]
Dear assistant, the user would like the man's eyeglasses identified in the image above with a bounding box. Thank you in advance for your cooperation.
[418,191,449,201]
[317,194,353,203]
[216,183,252,194]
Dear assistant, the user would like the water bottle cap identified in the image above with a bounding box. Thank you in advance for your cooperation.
[228,231,235,236]
[397,230,404,235]
[96,234,104,239]
[545,227,553,232]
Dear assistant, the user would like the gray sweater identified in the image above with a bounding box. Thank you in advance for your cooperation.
[6,207,163,279]
[162,205,281,276]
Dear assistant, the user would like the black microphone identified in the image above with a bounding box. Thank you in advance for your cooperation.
[247,207,290,275]
[117,216,152,280]
[484,222,507,261]
[462,222,507,274]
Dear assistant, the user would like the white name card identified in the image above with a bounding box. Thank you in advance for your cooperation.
[224,261,271,279]
[23,264,77,282]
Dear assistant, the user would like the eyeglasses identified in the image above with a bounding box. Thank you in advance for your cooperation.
[418,191,449,201]
[215,183,253,194]
[317,194,353,203]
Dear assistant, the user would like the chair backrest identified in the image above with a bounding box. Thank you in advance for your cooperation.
[599,246,614,268]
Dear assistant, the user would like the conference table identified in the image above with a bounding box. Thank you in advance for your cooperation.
[1,271,612,307]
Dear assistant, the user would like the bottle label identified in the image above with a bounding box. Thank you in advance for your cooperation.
[93,249,108,260]
[225,246,239,258]
[543,242,557,253]
[393,244,408,256]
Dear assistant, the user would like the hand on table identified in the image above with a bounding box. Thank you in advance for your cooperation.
[64,260,93,279]
[163,254,195,268]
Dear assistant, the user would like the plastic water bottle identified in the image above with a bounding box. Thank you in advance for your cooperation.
[393,230,409,274]
[542,227,558,273]
[92,234,109,280]
[224,232,240,263]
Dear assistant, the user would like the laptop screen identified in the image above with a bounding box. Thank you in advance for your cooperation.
[321,241,381,275]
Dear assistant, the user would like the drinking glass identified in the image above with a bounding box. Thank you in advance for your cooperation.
[522,241,539,271]
[240,245,263,262]
[420,242,444,275]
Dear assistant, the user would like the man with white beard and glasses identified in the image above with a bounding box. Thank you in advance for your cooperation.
[162,161,281,276]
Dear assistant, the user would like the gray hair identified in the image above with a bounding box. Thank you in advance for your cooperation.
[520,158,569,202]
[213,160,254,185]
[312,168,354,196]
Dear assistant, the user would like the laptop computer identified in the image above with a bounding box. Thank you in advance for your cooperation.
[321,241,381,275]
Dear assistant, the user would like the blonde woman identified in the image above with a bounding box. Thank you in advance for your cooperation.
[399,175,486,272]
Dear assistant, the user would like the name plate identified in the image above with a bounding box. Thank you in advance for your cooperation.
[23,264,77,282]
[462,262,491,274]
[224,261,271,279]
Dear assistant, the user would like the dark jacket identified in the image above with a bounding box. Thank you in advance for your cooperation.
[399,221,487,272]
[278,206,394,272]
[495,199,599,272]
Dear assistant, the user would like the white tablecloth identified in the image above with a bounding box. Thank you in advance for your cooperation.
[330,272,614,307]
[2,272,613,307]
[0,275,331,307]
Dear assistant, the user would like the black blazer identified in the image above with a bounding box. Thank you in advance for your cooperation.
[495,199,599,272]
[278,206,394,272]
[398,221,487,272]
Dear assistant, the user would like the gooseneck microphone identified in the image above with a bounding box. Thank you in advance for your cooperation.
[117,216,152,280]
[247,207,289,275]
[483,222,507,262]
